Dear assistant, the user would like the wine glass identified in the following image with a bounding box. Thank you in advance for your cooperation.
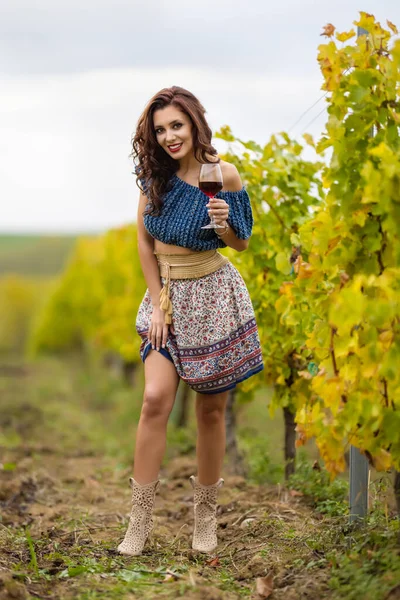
[199,163,224,230]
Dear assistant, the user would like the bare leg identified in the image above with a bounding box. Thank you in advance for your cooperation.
[133,351,179,484]
[195,391,229,485]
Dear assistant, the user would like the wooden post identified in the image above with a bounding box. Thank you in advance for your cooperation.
[349,25,371,523]
[349,446,370,522]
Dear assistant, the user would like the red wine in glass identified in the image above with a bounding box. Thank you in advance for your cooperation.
[199,163,224,230]
[200,181,223,198]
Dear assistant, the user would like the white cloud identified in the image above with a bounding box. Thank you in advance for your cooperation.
[1,0,399,75]
[1,0,399,232]
[0,66,322,232]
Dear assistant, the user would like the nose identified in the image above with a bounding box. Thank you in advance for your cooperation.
[166,129,177,144]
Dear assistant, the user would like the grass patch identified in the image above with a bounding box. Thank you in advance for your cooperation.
[328,515,400,600]
[288,451,349,516]
[239,431,284,484]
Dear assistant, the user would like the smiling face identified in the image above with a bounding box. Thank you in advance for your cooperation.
[153,104,194,161]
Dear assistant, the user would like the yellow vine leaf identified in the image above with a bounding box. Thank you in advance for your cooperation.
[354,12,375,35]
[378,330,394,351]
[295,259,315,280]
[326,235,341,254]
[335,30,356,43]
[302,133,315,147]
[371,449,392,472]
[279,281,294,300]
[386,19,398,35]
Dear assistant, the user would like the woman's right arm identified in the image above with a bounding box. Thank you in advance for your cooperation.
[137,191,169,352]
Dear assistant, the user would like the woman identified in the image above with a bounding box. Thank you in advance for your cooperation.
[117,86,263,557]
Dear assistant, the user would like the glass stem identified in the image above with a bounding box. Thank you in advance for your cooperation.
[210,196,217,227]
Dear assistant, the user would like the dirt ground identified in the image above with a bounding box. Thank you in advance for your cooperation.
[0,358,399,599]
[1,448,334,599]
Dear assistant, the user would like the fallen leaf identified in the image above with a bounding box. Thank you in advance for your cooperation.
[240,518,257,529]
[289,489,303,497]
[256,574,274,598]
[321,23,335,37]
[206,557,220,568]
[163,570,182,583]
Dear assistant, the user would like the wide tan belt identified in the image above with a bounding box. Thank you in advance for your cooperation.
[154,250,229,324]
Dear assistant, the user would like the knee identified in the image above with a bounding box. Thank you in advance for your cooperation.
[197,402,225,427]
[141,386,172,421]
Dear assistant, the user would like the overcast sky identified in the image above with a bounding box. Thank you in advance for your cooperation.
[1,0,399,233]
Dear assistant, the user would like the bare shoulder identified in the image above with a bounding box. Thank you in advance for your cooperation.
[220,161,243,192]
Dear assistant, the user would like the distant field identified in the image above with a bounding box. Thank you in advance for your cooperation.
[0,234,95,276]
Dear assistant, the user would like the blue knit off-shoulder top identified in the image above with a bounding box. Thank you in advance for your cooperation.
[140,174,253,252]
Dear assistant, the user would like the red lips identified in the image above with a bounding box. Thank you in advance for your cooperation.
[168,143,183,153]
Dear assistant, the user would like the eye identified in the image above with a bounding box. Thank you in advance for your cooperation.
[155,128,163,135]
[173,123,182,129]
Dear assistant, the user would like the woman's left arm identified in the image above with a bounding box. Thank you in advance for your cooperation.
[206,164,250,252]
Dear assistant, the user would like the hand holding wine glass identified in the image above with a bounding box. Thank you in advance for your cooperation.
[199,163,226,230]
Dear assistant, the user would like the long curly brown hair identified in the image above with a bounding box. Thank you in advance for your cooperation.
[132,86,218,215]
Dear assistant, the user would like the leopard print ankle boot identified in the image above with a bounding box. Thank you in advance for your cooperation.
[189,475,224,553]
[117,477,160,556]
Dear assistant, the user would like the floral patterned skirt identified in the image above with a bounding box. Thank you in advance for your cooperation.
[136,261,264,394]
